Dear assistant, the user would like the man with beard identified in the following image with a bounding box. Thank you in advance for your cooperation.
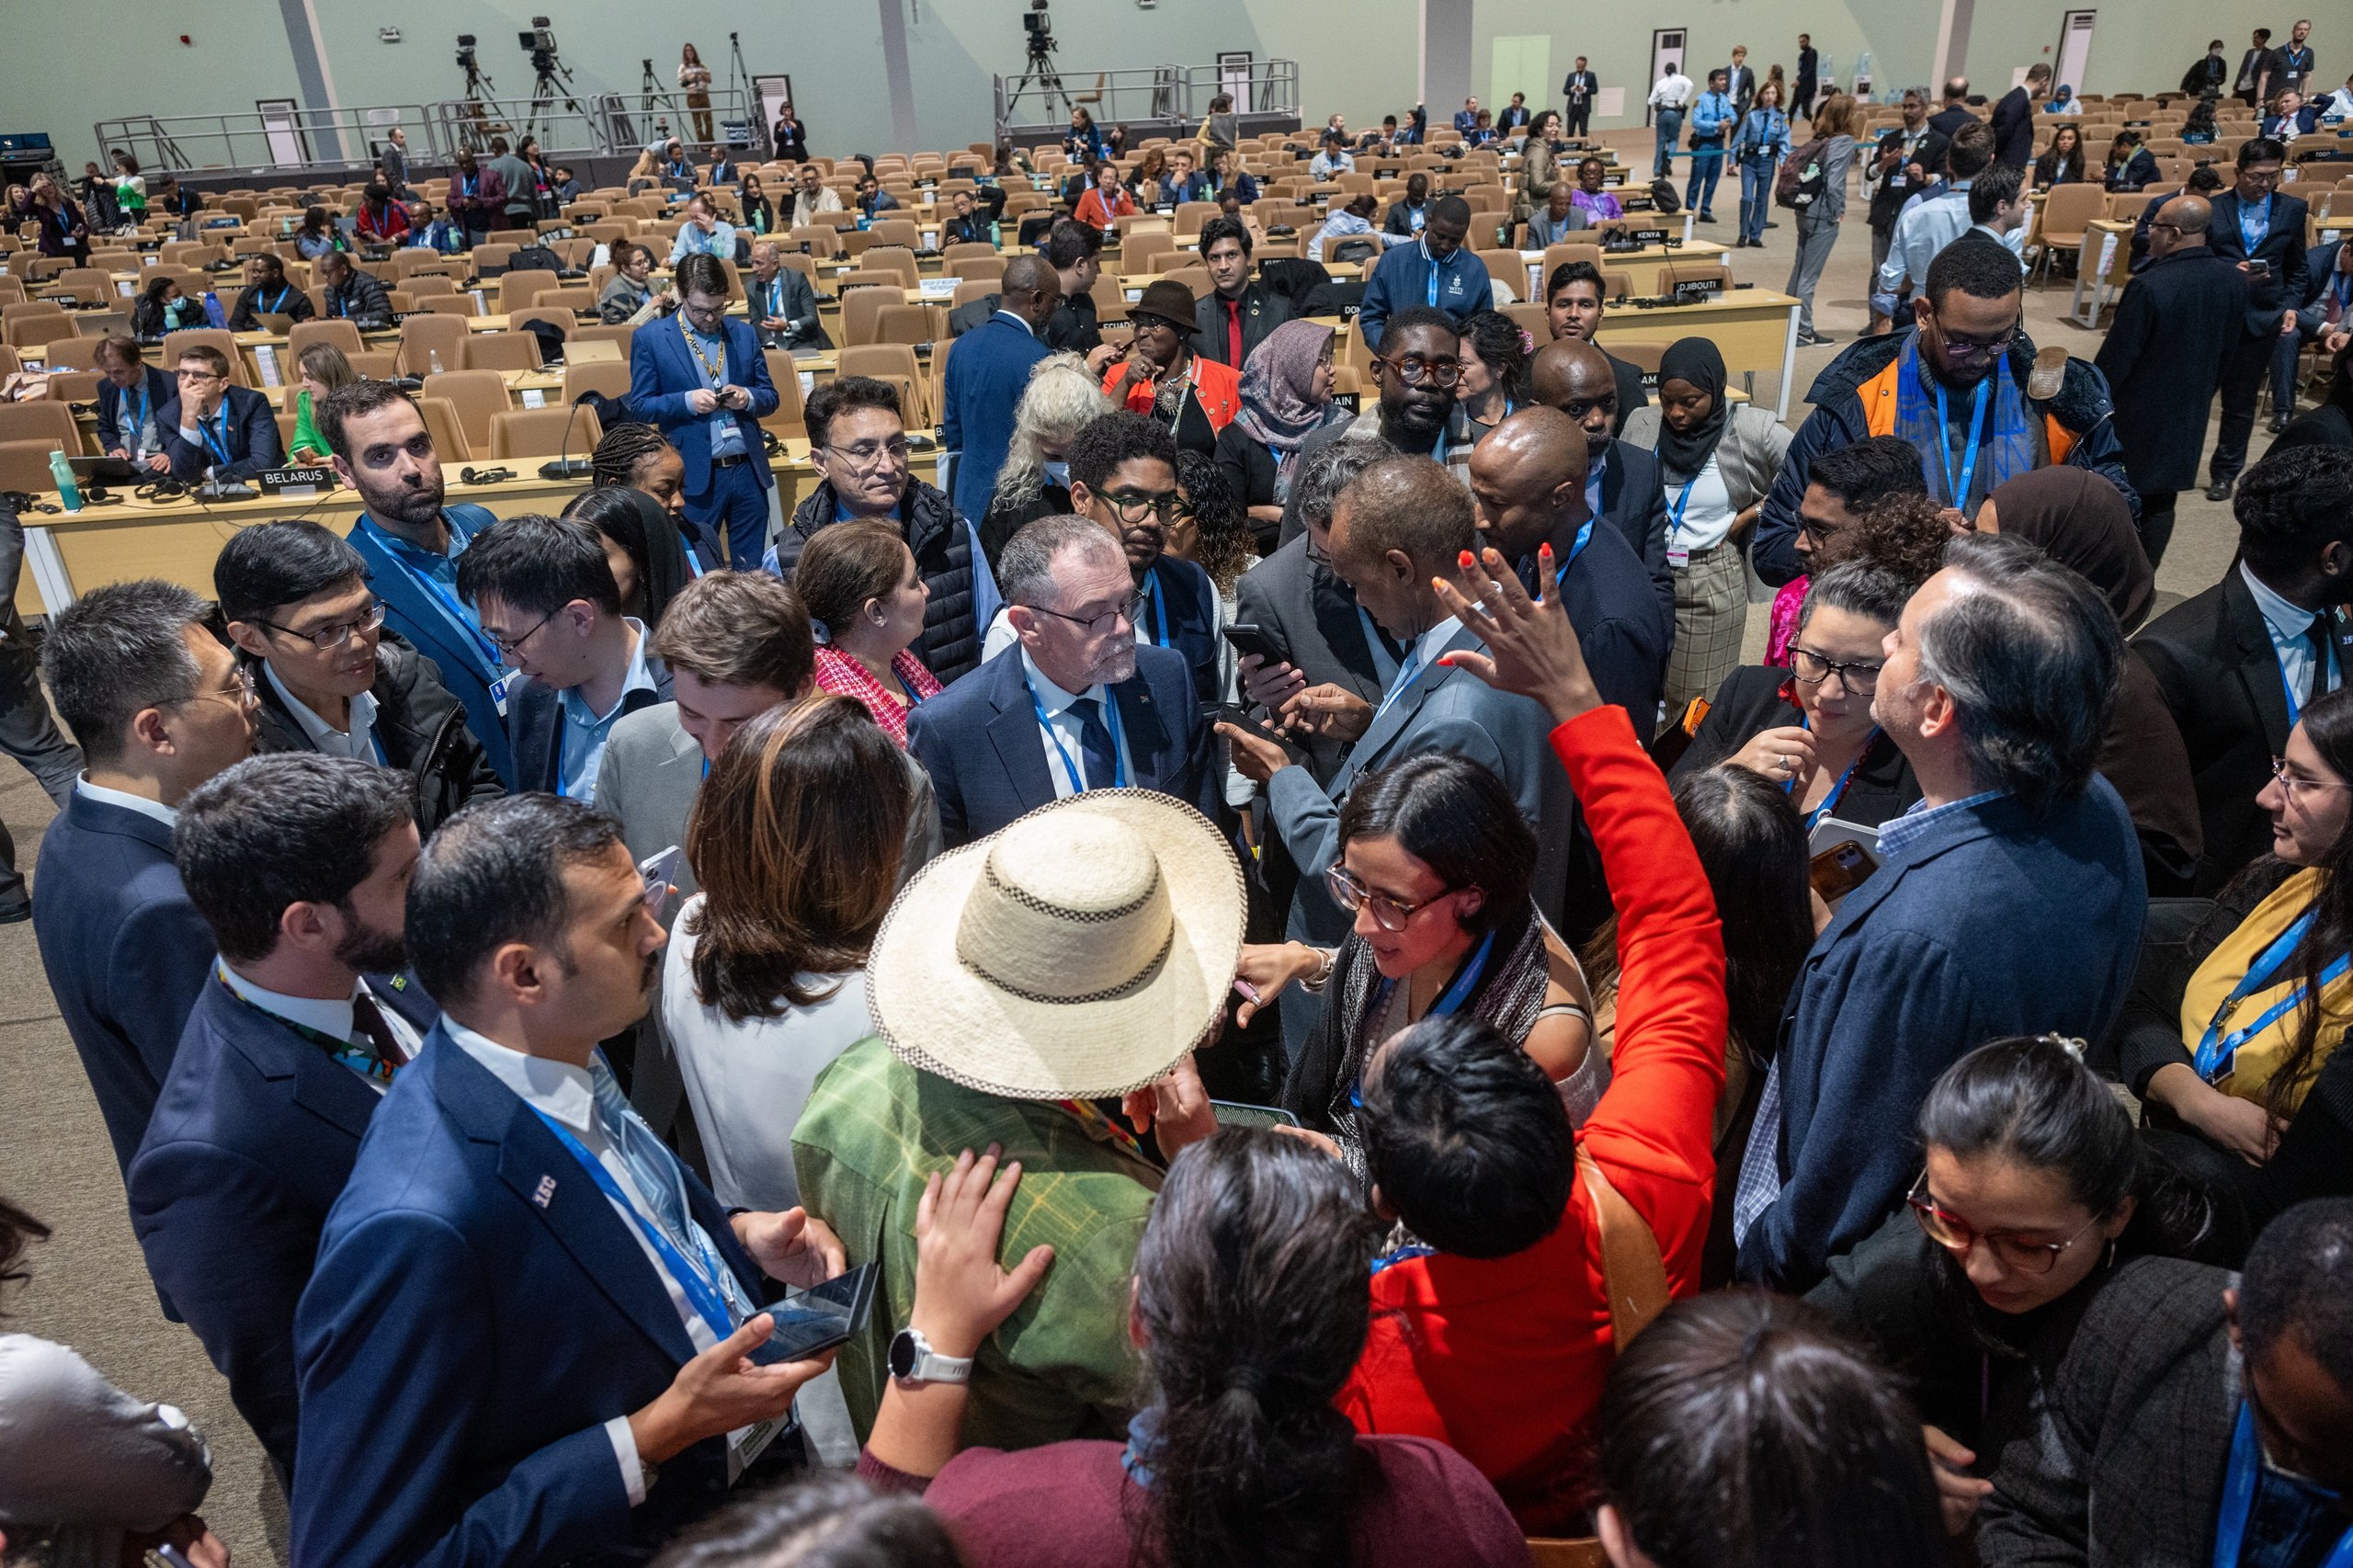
[128,754,436,1484]
[1280,307,1468,546]
[291,794,848,1562]
[1530,339,1674,628]
[1753,234,2135,587]
[322,381,517,785]
[911,514,1222,846]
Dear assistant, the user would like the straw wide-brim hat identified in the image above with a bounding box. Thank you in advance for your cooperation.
[867,789,1245,1100]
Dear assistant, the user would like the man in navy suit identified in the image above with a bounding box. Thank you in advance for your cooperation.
[129,753,432,1483]
[2207,138,2313,492]
[1533,338,1673,623]
[32,580,256,1181]
[455,513,674,799]
[943,254,1057,524]
[910,515,1222,847]
[1065,412,1222,704]
[157,343,284,484]
[92,334,177,474]
[291,794,848,1564]
[1733,535,2146,1291]
[631,252,781,568]
[323,381,517,786]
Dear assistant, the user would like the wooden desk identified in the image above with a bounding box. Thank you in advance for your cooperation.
[2065,219,2138,328]
[1592,290,1803,417]
[18,443,940,613]
[1516,241,1731,299]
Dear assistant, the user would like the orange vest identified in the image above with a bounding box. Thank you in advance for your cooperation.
[1857,357,2077,466]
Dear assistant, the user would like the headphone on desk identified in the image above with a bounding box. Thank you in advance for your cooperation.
[135,478,188,502]
[460,465,516,484]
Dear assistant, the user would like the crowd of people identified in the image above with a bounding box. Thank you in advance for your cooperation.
[6,23,2353,1568]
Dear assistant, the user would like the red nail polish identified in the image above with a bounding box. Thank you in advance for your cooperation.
[1459,550,1476,569]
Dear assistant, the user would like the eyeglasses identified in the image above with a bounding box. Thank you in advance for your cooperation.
[483,606,563,660]
[1375,354,1463,387]
[1324,864,1453,933]
[2269,755,2351,804]
[1907,1170,2102,1275]
[177,665,257,712]
[1790,647,1883,693]
[176,368,224,381]
[1100,488,1178,524]
[260,598,386,651]
[1556,392,1618,421]
[1936,321,2023,358]
[1797,516,1844,547]
[1029,591,1144,636]
[826,437,913,471]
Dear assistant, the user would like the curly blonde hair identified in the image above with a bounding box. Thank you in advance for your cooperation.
[992,352,1113,509]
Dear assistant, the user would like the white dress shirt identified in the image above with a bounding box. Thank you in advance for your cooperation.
[265,663,381,761]
[2242,562,2340,713]
[440,1020,745,1506]
[215,960,422,1093]
[74,775,176,828]
[1649,72,1695,111]
[1020,646,1133,796]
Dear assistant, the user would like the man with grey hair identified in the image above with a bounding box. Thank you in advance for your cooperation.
[745,240,826,350]
[1733,533,2145,1291]
[909,515,1220,846]
[34,580,257,1184]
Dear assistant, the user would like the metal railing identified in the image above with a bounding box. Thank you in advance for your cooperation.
[995,59,1299,142]
[96,86,762,176]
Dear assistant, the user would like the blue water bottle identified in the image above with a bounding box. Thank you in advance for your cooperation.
[203,290,226,328]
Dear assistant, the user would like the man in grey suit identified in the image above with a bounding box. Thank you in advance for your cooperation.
[1222,456,1551,975]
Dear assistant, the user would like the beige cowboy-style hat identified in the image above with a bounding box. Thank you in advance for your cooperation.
[866,790,1245,1100]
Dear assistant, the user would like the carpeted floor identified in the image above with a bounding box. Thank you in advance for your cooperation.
[0,138,2279,1565]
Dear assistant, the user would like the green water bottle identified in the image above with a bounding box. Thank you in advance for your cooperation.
[50,449,84,513]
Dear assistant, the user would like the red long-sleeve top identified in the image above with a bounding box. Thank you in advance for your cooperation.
[1336,702,1729,1534]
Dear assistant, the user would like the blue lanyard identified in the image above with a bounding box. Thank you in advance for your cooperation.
[1025,677,1126,792]
[2284,617,2336,726]
[529,1109,739,1347]
[266,286,290,313]
[1666,480,1699,544]
[1933,375,1991,506]
[2210,1403,2353,1568]
[1783,718,1880,830]
[199,404,233,466]
[1142,565,1171,647]
[358,515,503,671]
[2241,194,2273,253]
[2195,909,2352,1084]
[1550,518,1598,585]
[1424,242,1443,308]
[2332,274,2352,312]
[1353,929,1498,1107]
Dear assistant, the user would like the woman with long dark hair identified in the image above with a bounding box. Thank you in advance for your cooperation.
[293,203,341,259]
[2032,124,2086,189]
[1239,750,1596,1166]
[1452,311,1530,444]
[855,1134,1528,1568]
[1810,1035,2217,1537]
[2119,684,2353,1243]
[1594,1291,1949,1568]
[561,483,694,630]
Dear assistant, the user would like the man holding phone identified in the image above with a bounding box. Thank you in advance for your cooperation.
[2205,138,2312,494]
[291,794,848,1563]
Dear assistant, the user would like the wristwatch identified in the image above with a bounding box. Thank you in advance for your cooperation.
[889,1327,974,1387]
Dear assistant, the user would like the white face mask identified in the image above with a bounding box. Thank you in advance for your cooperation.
[1043,460,1071,489]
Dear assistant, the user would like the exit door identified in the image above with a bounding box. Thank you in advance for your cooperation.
[1648,29,1688,126]
[2053,11,2095,97]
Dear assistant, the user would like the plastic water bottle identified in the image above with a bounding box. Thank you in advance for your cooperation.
[428,349,445,374]
[49,449,83,513]
[203,290,225,328]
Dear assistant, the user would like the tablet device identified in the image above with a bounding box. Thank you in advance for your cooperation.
[1210,1100,1301,1130]
[745,1262,881,1365]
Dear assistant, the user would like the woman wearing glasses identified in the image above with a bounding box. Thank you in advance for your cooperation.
[1234,749,1597,1176]
[2116,685,2353,1246]
[1672,562,1921,832]
[1809,1035,2216,1538]
[1103,279,1241,459]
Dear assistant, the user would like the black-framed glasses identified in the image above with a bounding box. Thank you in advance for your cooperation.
[1100,488,1178,524]
[1797,516,1844,547]
[483,606,563,660]
[1790,647,1883,693]
[259,598,386,652]
[1907,1170,2100,1276]
[1325,864,1453,933]
[1936,321,2023,358]
[1029,591,1145,635]
[1557,391,1618,420]
[1376,354,1463,387]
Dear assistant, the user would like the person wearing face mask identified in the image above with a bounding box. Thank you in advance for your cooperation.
[1810,1036,2221,1542]
[1753,234,2135,589]
[978,355,1110,572]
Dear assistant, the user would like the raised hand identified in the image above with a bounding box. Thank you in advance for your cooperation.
[1431,544,1601,725]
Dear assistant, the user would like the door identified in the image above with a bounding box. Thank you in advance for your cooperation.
[256,98,307,168]
[1648,29,1688,125]
[2053,11,2095,98]
[754,74,796,147]
[1219,51,1256,114]
[1489,35,1551,121]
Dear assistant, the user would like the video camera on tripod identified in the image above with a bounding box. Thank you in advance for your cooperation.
[518,17,569,81]
[1023,0,1055,54]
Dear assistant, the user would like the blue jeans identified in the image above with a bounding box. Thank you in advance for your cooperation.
[1653,110,1683,176]
[688,453,774,567]
[1685,150,1723,216]
[1739,155,1776,241]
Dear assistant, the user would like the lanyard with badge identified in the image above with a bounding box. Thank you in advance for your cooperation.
[683,314,731,413]
[1933,377,1991,507]
[2194,909,2353,1085]
[198,403,234,467]
[1350,929,1498,1108]
[358,515,506,679]
[1024,676,1126,791]
[2209,1403,2353,1568]
[1665,481,1700,568]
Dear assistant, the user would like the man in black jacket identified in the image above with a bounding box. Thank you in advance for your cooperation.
[2094,194,2251,567]
[2234,28,2277,108]
[217,520,502,835]
[1529,339,1674,631]
[1193,215,1290,369]
[1383,173,1433,237]
[2206,138,2312,497]
[2181,39,2231,98]
[2136,448,2353,893]
[1865,93,1952,286]
[313,249,393,330]
[1792,36,1819,120]
[226,254,317,334]
[1989,64,2047,169]
[1928,78,1978,142]
[1541,261,1647,437]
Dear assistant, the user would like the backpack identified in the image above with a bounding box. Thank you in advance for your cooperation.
[1777,137,1833,210]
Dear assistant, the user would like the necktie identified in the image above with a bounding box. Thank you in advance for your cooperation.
[349,990,409,1070]
[2308,614,2336,710]
[1070,696,1118,791]
[587,1057,757,1325]
[1225,298,1244,366]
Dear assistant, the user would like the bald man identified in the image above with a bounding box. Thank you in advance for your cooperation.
[943,253,1063,521]
[1529,340,1675,627]
[1468,408,1670,739]
[2094,190,2253,565]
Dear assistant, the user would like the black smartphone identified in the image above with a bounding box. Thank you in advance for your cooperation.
[1221,621,1286,664]
[745,1262,881,1365]
[2245,258,2272,278]
[1211,701,1289,750]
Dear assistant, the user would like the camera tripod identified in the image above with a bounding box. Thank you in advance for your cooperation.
[1007,40,1071,119]
[524,53,583,142]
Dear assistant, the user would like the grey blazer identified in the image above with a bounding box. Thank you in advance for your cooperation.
[1617,402,1794,516]
[0,1333,212,1554]
[1232,533,1391,784]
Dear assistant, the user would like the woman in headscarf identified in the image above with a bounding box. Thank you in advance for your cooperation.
[1979,466,2200,892]
[1620,337,1793,708]
[1215,319,1347,552]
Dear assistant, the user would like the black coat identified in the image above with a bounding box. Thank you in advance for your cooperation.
[2208,189,2311,327]
[1670,664,1921,826]
[1867,128,1951,233]
[1192,282,1290,369]
[1596,436,1675,630]
[247,634,504,835]
[777,478,983,684]
[2135,568,2353,892]
[2092,247,2251,494]
[1989,87,2037,168]
[227,281,317,333]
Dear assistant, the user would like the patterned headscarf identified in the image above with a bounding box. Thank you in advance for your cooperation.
[1233,319,1339,454]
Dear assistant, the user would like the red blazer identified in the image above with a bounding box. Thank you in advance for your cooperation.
[1336,703,1728,1534]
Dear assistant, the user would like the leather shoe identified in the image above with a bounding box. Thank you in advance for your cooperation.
[2206,478,2235,502]
[2268,414,2290,434]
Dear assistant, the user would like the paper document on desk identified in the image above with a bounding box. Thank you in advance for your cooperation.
[917,278,958,301]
